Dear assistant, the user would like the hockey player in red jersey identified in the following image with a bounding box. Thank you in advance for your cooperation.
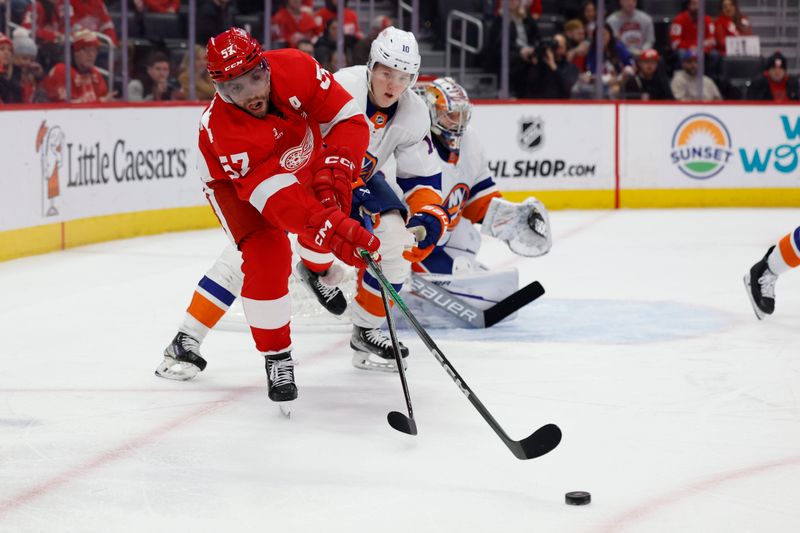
[157,27,377,406]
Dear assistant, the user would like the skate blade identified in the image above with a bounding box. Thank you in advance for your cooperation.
[154,357,200,381]
[743,274,765,320]
[279,402,293,418]
[351,351,407,373]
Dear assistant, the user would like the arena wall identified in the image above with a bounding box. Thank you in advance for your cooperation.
[1,101,797,261]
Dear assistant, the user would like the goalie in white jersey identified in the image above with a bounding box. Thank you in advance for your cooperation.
[398,77,552,324]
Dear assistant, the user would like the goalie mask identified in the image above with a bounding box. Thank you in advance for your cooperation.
[425,77,472,158]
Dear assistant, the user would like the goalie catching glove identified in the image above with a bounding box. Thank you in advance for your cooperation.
[402,204,449,263]
[304,206,380,268]
[309,147,358,214]
[480,197,552,257]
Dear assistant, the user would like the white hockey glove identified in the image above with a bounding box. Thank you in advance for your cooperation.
[480,197,552,257]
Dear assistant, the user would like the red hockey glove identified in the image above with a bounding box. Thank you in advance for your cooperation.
[305,207,380,268]
[402,204,449,263]
[310,147,358,214]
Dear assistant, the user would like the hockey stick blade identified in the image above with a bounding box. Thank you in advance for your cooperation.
[483,280,545,328]
[387,411,418,435]
[509,423,562,460]
[362,253,561,460]
[409,274,545,328]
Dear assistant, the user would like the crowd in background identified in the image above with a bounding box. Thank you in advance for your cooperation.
[0,0,797,104]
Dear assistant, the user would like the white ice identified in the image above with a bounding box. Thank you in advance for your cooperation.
[1,208,799,533]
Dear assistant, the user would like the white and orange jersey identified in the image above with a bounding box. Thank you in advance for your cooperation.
[333,65,443,214]
[434,126,502,246]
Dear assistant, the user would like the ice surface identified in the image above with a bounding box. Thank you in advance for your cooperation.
[1,208,799,533]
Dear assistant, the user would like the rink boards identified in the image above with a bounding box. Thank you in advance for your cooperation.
[1,101,798,260]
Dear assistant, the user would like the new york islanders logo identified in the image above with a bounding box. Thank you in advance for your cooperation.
[360,151,379,181]
[444,183,470,228]
[36,121,65,217]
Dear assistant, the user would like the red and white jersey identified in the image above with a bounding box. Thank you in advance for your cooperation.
[196,48,367,235]
[435,126,501,246]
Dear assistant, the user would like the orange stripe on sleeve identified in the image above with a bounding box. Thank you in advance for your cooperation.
[186,292,227,329]
[779,234,800,267]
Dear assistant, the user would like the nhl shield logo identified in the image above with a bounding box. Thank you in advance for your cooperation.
[518,116,544,152]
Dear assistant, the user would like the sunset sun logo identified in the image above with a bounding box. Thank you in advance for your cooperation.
[670,114,733,179]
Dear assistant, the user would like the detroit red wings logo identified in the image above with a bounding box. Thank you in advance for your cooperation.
[36,121,65,217]
[279,125,314,171]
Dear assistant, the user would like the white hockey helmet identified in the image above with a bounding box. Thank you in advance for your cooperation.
[425,77,472,154]
[367,26,421,87]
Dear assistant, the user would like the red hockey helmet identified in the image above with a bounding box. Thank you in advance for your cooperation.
[206,27,264,82]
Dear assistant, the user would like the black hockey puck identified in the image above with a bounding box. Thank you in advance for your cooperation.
[565,491,591,505]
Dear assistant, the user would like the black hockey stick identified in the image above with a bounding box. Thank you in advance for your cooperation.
[378,273,418,435]
[361,251,561,460]
[362,216,416,435]
[409,273,545,328]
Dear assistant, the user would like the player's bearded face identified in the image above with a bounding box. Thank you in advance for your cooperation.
[218,61,271,117]
[370,64,414,108]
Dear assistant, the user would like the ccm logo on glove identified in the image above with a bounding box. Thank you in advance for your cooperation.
[323,155,355,171]
[314,219,333,247]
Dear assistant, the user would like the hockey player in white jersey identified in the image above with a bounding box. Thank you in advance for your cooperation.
[334,27,448,372]
[400,77,552,324]
[155,27,447,379]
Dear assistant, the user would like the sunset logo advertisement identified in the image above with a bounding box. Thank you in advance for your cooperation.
[670,113,734,180]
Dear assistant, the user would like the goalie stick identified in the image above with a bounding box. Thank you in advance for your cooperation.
[409,273,545,328]
[361,251,562,460]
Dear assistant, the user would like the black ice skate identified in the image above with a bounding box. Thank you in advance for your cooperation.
[294,261,347,315]
[155,332,208,381]
[351,325,409,373]
[265,352,298,403]
[744,245,777,320]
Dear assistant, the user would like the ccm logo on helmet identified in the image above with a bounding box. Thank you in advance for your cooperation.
[325,155,355,170]
[224,59,244,72]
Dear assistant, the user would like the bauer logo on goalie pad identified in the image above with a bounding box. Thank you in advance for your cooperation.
[518,116,544,152]
[408,276,479,324]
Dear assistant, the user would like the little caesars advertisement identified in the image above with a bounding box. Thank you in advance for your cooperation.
[0,106,207,232]
[470,104,616,192]
[620,105,800,190]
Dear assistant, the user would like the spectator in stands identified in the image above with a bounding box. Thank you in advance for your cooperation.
[526,33,579,98]
[623,48,673,100]
[748,52,799,102]
[43,30,111,102]
[133,0,179,14]
[314,18,350,70]
[11,28,47,103]
[314,0,363,41]
[196,0,236,45]
[670,0,718,73]
[128,50,182,101]
[22,0,66,70]
[351,15,392,66]
[606,0,654,57]
[178,44,215,100]
[0,31,22,103]
[585,22,635,98]
[564,18,590,71]
[670,48,721,100]
[529,0,542,20]
[581,0,597,37]
[71,0,118,45]
[715,0,752,55]
[296,38,315,57]
[272,0,320,49]
[483,0,539,98]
